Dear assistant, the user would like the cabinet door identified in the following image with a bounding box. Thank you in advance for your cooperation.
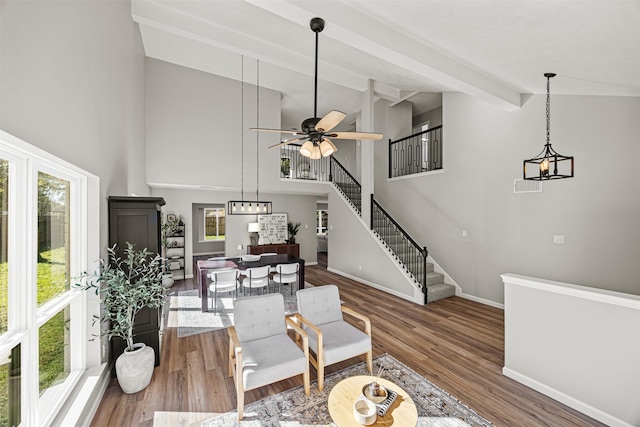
[109,208,160,256]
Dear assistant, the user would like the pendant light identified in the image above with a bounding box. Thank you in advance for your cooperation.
[523,73,574,181]
[227,57,273,215]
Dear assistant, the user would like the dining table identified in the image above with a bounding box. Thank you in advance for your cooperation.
[196,254,305,312]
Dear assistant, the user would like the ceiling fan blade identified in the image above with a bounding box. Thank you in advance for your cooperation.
[251,127,304,135]
[268,136,308,149]
[328,131,384,140]
[315,110,346,132]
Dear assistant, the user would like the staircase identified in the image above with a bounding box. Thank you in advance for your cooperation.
[329,157,455,304]
[371,198,455,304]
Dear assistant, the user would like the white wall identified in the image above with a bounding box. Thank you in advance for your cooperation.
[150,188,318,278]
[145,58,332,197]
[0,0,149,256]
[374,92,640,303]
[502,274,640,427]
[328,186,423,303]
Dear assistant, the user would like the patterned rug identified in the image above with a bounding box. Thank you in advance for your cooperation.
[202,354,494,426]
[171,283,312,338]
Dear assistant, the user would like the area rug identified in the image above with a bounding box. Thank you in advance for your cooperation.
[171,283,313,338]
[202,353,494,427]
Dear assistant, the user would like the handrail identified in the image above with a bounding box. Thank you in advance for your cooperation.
[371,194,428,298]
[370,196,424,253]
[330,156,360,188]
[391,125,442,144]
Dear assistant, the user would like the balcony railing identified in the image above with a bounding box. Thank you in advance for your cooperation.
[279,144,331,181]
[389,125,443,178]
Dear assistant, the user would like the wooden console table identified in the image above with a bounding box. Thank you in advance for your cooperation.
[248,243,299,257]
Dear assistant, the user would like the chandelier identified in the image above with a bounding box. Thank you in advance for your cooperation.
[523,73,574,181]
[227,57,273,215]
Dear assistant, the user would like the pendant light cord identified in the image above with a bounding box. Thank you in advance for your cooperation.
[240,55,244,202]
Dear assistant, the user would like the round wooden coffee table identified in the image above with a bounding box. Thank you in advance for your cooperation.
[328,375,418,426]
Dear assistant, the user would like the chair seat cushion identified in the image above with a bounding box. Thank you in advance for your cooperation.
[241,334,307,391]
[306,320,371,366]
[273,273,297,284]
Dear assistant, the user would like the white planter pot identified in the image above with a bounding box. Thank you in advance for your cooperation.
[162,273,174,288]
[115,343,155,394]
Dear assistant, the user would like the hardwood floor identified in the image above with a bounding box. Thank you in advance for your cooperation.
[90,254,602,426]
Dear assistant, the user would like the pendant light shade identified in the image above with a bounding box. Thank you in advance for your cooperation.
[300,140,314,157]
[523,73,574,181]
[319,138,337,157]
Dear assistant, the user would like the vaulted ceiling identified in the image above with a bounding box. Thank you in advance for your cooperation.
[132,0,640,130]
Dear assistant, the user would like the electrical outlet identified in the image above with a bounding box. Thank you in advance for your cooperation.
[462,230,468,237]
[358,265,362,271]
[553,235,565,244]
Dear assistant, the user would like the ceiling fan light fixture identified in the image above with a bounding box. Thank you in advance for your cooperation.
[319,138,337,157]
[308,143,322,160]
[300,140,314,157]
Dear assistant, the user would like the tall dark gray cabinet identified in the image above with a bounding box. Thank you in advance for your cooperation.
[108,196,165,366]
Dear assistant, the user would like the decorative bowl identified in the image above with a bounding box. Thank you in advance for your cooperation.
[353,397,377,425]
[240,254,261,262]
[362,382,388,404]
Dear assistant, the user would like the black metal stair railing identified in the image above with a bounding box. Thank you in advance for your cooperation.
[371,195,428,299]
[330,156,362,216]
[389,125,443,178]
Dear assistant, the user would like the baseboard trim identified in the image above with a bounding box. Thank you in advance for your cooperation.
[502,367,632,427]
[327,267,423,305]
[459,292,504,310]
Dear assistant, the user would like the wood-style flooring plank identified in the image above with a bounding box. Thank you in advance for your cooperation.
[89,255,603,427]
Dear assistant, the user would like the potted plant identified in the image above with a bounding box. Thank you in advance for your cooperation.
[287,221,301,244]
[78,242,166,394]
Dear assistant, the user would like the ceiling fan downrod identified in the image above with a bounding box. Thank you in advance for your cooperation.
[310,17,324,120]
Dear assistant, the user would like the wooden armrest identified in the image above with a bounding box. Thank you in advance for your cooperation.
[341,305,372,337]
[293,313,322,337]
[227,326,242,356]
[286,316,309,354]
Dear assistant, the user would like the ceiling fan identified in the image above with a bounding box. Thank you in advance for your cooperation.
[251,17,383,159]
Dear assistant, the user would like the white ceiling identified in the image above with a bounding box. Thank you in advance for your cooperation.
[132,0,640,130]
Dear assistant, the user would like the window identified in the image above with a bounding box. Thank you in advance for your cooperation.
[316,210,328,235]
[204,208,225,241]
[0,130,98,425]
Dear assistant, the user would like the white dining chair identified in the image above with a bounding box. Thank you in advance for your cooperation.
[242,265,270,296]
[272,263,299,295]
[208,269,239,313]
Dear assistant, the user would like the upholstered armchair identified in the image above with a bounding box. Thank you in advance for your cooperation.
[228,293,310,420]
[295,284,372,391]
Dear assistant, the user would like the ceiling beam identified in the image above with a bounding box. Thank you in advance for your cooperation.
[245,0,522,110]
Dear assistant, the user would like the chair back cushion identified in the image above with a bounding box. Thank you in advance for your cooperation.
[210,269,238,284]
[276,263,298,275]
[234,293,285,342]
[296,284,343,326]
[246,265,270,279]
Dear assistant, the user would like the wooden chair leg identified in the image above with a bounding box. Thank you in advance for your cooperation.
[366,350,373,374]
[317,362,325,392]
[236,381,244,420]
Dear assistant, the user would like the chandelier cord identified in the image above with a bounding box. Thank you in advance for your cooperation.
[546,75,551,147]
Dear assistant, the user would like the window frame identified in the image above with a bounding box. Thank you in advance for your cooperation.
[203,207,226,241]
[0,130,99,426]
